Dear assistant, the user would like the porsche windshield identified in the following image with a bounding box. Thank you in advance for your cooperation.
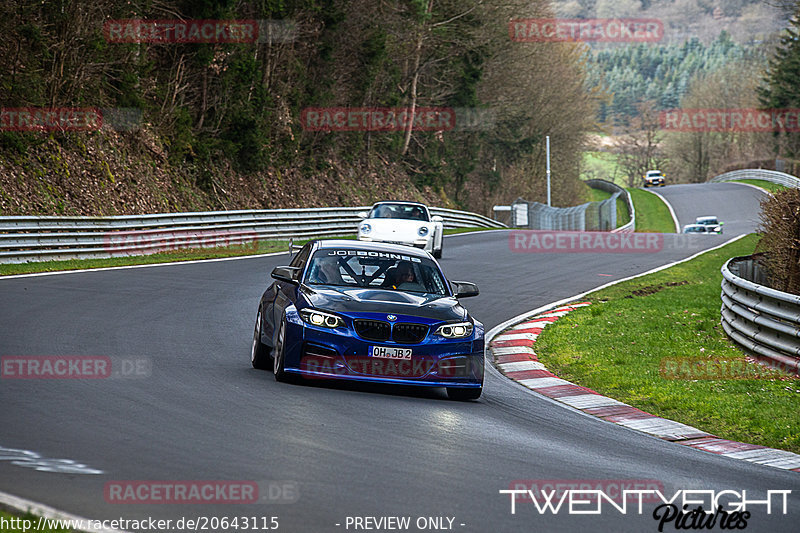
[368,204,429,221]
[305,249,448,295]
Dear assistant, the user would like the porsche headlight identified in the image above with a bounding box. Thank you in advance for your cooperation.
[418,226,429,236]
[299,309,345,328]
[360,223,372,234]
[435,321,473,339]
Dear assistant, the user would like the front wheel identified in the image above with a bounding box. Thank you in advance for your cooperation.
[251,309,271,370]
[272,318,288,382]
[447,387,482,401]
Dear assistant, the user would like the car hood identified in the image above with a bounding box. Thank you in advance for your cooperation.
[300,285,467,321]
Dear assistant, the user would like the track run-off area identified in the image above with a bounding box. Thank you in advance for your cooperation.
[1,182,798,533]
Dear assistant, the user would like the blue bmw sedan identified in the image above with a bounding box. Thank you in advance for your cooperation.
[251,240,484,400]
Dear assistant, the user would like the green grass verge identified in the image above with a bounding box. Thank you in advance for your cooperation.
[628,188,676,233]
[0,510,72,532]
[584,185,630,228]
[534,234,800,453]
[581,151,626,186]
[732,179,788,193]
[0,227,492,276]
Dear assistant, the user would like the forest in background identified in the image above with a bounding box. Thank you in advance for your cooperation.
[0,0,594,216]
[1,0,799,216]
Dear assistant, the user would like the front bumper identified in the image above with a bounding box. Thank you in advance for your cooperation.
[281,311,484,387]
[357,235,432,251]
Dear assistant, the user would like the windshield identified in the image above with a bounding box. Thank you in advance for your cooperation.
[305,249,448,295]
[368,204,429,221]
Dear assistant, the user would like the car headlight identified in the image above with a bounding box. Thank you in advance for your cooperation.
[299,309,345,328]
[360,223,371,234]
[418,226,429,237]
[435,321,473,339]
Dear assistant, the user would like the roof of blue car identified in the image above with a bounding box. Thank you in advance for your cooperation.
[313,239,430,258]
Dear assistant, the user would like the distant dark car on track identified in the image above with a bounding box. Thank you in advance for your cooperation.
[250,240,484,400]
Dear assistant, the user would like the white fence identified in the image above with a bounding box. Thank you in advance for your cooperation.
[710,169,800,188]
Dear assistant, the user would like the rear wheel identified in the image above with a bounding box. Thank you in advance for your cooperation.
[272,318,288,382]
[251,309,271,370]
[447,387,482,401]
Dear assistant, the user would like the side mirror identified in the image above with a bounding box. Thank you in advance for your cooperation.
[357,211,369,219]
[271,266,301,285]
[720,221,724,225]
[451,281,479,298]
[431,215,444,223]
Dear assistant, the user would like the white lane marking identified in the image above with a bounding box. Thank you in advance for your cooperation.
[557,395,625,409]
[644,188,680,233]
[617,418,709,439]
[722,448,800,469]
[0,445,102,474]
[498,361,546,372]
[511,320,551,330]
[492,346,536,356]
[0,250,288,280]
[495,332,539,342]
[726,181,772,196]
[519,377,570,388]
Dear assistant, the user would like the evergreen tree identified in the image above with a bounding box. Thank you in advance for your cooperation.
[759,9,800,156]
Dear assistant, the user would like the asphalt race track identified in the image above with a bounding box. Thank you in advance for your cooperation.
[1,182,798,533]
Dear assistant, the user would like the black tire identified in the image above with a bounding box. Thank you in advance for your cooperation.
[272,318,288,382]
[433,245,442,259]
[251,309,271,370]
[446,387,482,401]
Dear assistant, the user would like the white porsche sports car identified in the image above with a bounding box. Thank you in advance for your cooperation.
[357,201,445,258]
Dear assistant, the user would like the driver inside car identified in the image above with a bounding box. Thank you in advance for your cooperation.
[382,261,416,290]
[311,256,344,285]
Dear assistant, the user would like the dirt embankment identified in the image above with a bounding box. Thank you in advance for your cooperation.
[0,128,442,216]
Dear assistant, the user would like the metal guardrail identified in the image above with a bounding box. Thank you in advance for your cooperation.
[585,179,635,233]
[721,255,800,374]
[0,206,505,263]
[498,180,635,231]
[710,169,800,188]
